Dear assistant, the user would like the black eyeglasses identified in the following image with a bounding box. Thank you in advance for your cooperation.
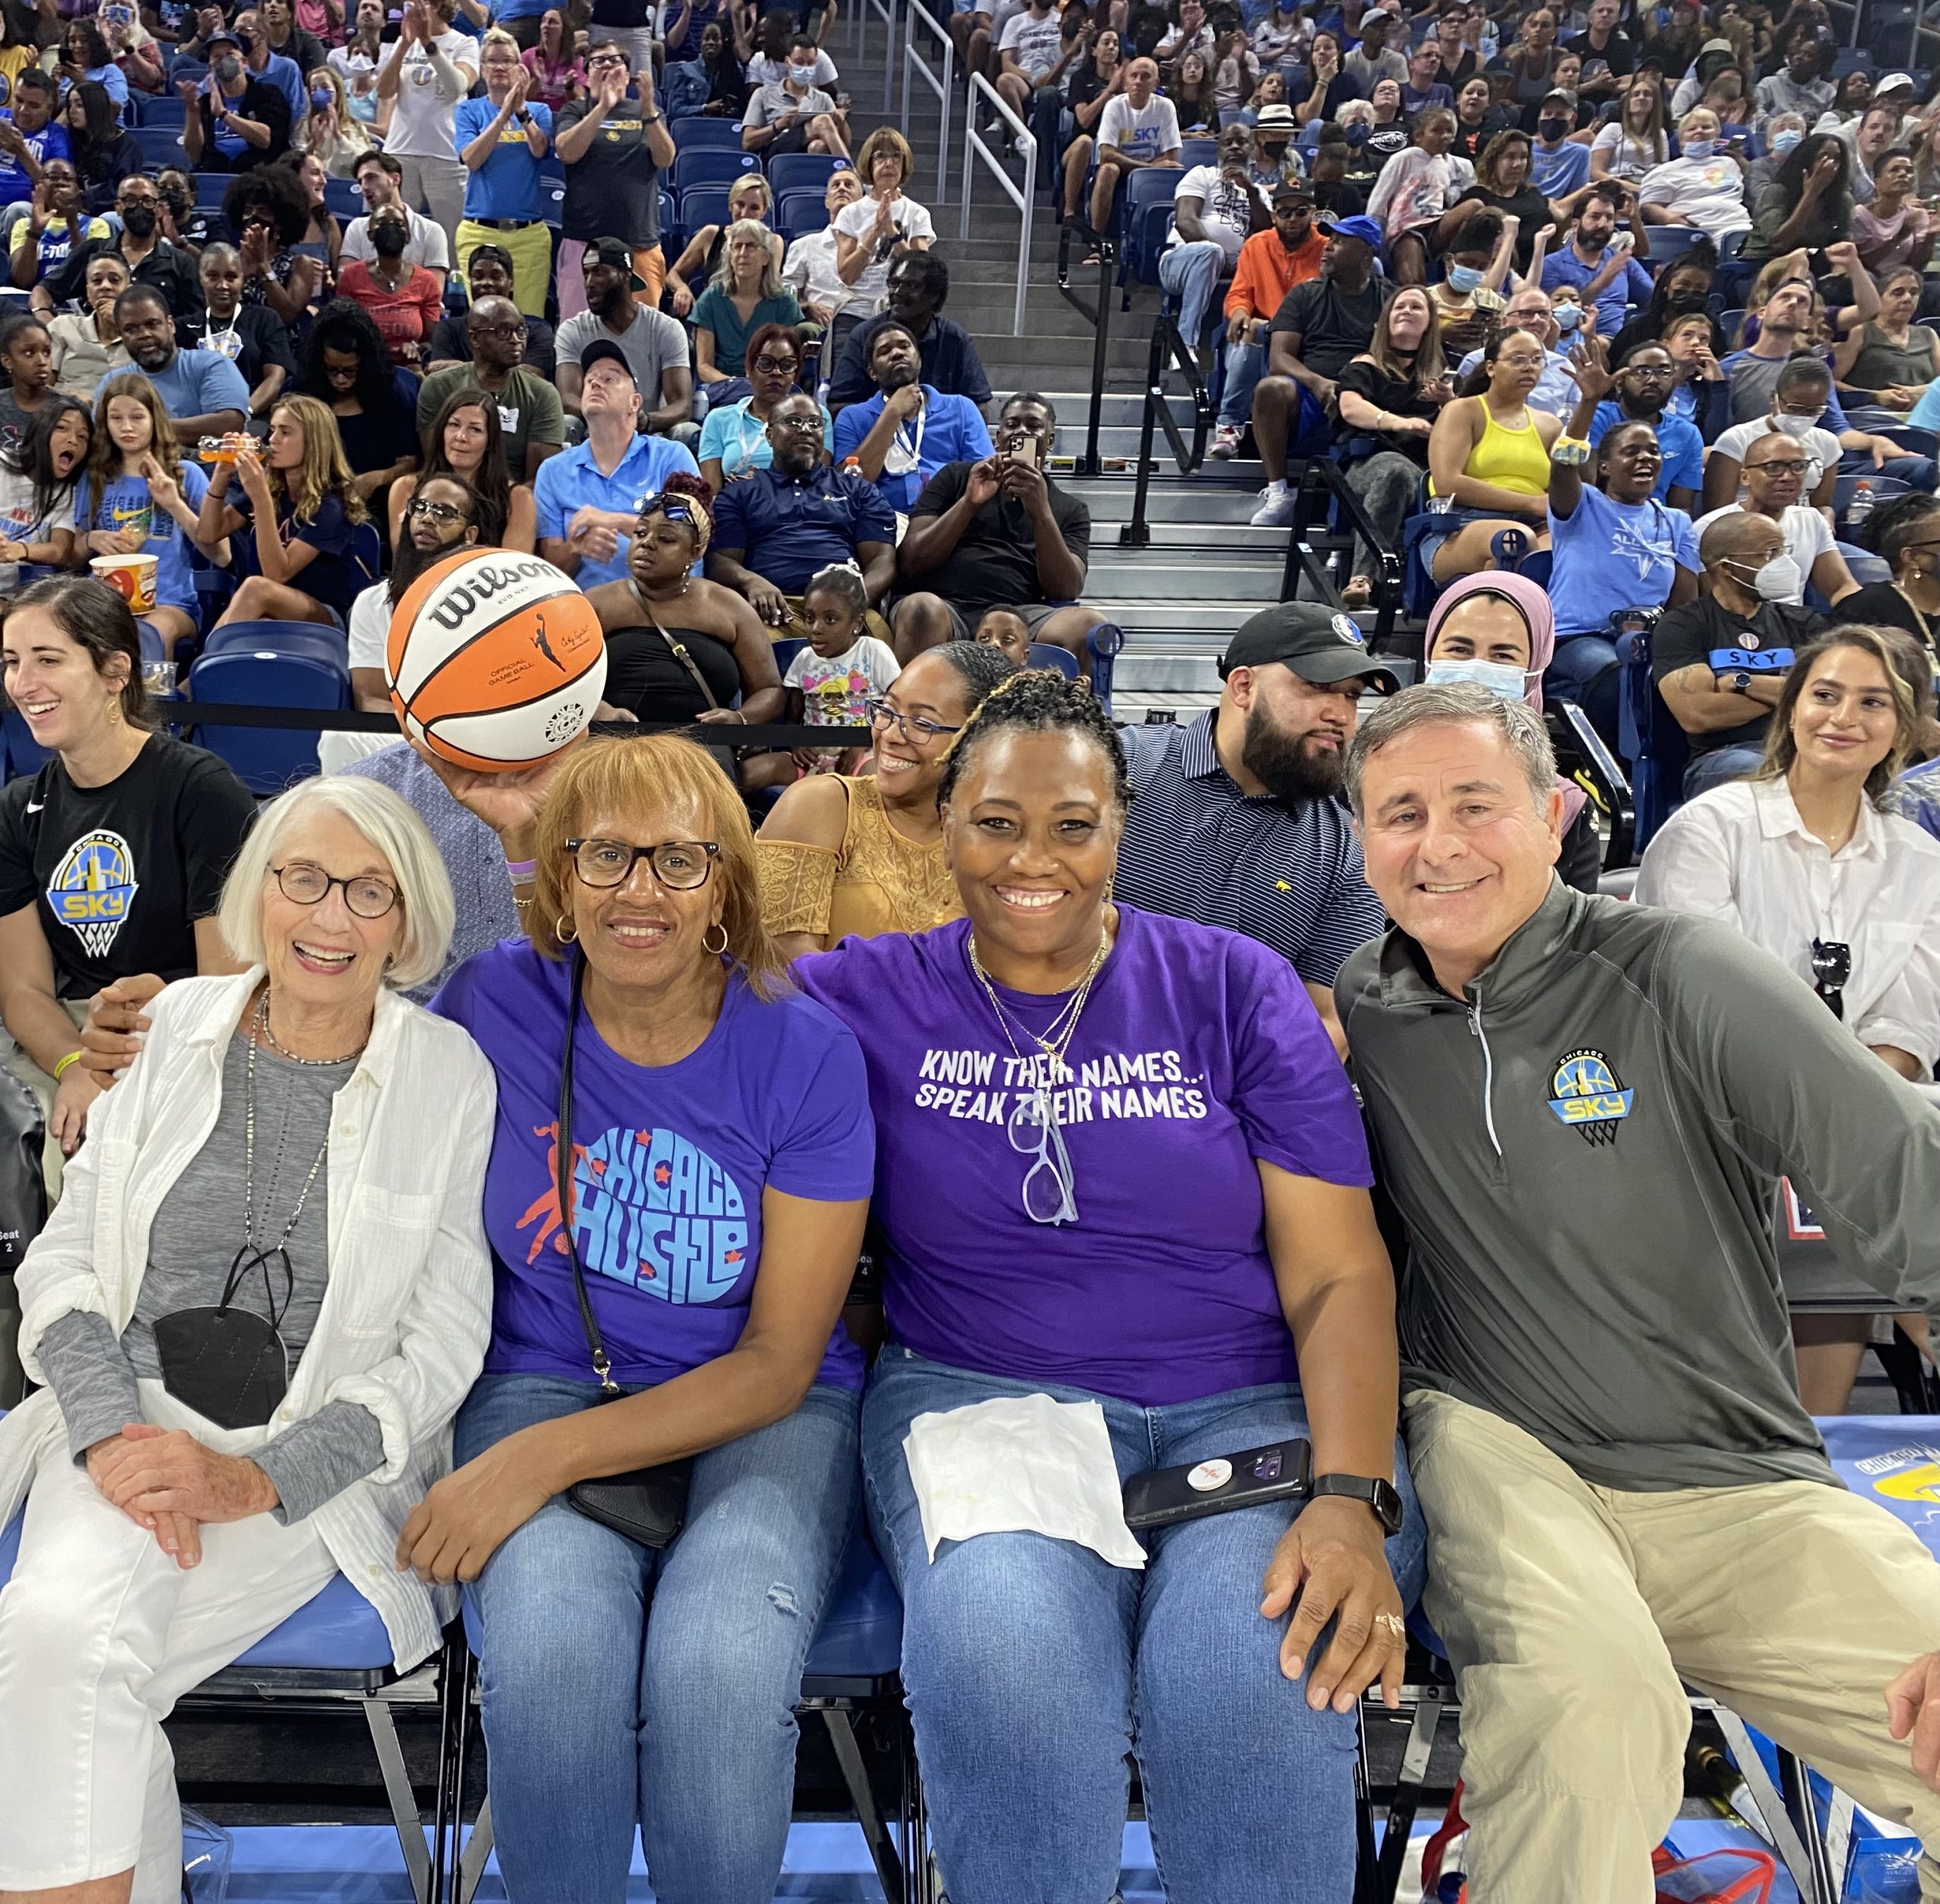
[468,320,524,339]
[751,353,799,374]
[405,497,470,524]
[1810,936,1851,1020]
[865,697,960,742]
[272,861,399,918]
[565,838,719,889]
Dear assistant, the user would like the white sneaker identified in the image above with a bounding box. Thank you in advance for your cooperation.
[1014,132,1036,161]
[1209,422,1243,459]
[1250,479,1297,527]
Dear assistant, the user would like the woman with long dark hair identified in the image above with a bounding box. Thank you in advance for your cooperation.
[1743,129,1852,263]
[56,19,128,123]
[61,80,142,214]
[1607,237,1725,368]
[299,298,420,508]
[388,388,534,552]
[0,396,89,569]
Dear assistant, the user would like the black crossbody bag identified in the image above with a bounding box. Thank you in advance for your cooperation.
[558,955,692,1548]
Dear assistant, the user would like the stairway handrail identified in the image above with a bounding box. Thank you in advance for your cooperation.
[958,71,1037,335]
[899,0,953,202]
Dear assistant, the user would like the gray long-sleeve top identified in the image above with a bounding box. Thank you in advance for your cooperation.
[36,1033,386,1524]
[1338,877,1940,1493]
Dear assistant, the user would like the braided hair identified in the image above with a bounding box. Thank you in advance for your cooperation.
[935,667,1130,812]
[927,639,1019,709]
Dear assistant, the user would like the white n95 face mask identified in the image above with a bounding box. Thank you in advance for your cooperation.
[1425,658,1533,701]
[1751,552,1804,601]
[1770,412,1821,439]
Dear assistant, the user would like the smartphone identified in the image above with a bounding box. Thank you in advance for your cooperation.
[1009,436,1037,469]
[1122,1438,1313,1531]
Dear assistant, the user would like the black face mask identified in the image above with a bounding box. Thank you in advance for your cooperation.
[1666,286,1710,311]
[371,222,408,257]
[213,53,242,81]
[1538,115,1568,139]
[161,187,189,218]
[120,203,157,237]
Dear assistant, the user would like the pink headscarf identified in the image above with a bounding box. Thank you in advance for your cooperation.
[1422,571,1588,830]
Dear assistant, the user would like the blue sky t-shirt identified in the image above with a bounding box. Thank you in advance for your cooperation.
[453,95,552,224]
[1548,483,1700,637]
[74,462,211,615]
[794,906,1373,1408]
[433,939,875,1390]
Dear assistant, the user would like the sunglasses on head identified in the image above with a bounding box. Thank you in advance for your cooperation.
[1810,936,1851,1019]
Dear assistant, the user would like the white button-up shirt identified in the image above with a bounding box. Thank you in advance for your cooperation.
[1636,776,1940,1077]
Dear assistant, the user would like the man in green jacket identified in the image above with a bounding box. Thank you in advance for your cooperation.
[1337,680,1940,1903]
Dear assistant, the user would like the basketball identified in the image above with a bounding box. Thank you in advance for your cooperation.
[386,549,607,772]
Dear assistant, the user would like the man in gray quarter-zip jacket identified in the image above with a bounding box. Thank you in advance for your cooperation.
[1335,682,1940,1904]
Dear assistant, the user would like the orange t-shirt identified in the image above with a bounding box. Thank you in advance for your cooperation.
[1223,227,1327,324]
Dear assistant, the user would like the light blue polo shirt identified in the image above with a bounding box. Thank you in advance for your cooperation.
[534,431,700,588]
[143,345,252,424]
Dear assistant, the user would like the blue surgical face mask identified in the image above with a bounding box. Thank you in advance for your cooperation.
[1771,126,1803,154]
[1446,262,1484,294]
[1682,136,1716,158]
[1344,121,1368,144]
[788,61,815,82]
[1425,656,1533,700]
[310,85,333,110]
[1554,301,1582,331]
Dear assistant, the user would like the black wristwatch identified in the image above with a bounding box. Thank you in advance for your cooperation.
[1727,669,1753,696]
[1310,1473,1404,1537]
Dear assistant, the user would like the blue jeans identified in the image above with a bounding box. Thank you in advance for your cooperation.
[1219,336,1265,427]
[456,1373,862,1904]
[862,1345,1427,1904]
[1156,239,1225,361]
[1682,743,1764,800]
[1545,630,1622,748]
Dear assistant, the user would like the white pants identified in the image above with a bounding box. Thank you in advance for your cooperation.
[0,1382,337,1899]
[395,153,469,253]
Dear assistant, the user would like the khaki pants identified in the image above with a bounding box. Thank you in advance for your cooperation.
[1405,1387,1940,1903]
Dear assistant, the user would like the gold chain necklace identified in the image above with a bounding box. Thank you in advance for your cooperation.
[965,924,1112,1074]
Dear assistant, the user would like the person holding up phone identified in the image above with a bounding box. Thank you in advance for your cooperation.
[891,392,1106,665]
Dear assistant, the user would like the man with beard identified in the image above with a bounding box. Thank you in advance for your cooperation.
[1112,603,1397,1056]
[416,295,565,483]
[111,283,249,445]
[827,251,993,413]
[830,321,993,516]
[324,471,484,774]
[553,237,693,441]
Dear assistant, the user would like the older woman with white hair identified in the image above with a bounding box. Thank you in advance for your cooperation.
[0,772,496,1904]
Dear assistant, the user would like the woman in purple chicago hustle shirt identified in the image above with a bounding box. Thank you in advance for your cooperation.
[390,734,876,1904]
[794,671,1426,1904]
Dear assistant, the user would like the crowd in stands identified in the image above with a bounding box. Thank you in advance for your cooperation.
[0,0,1938,1896]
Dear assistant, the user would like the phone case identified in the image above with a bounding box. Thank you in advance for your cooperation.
[1121,1438,1313,1531]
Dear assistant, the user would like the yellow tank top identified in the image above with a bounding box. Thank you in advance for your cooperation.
[1465,395,1550,499]
[756,774,962,946]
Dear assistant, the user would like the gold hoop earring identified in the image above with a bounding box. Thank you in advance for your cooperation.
[556,914,578,944]
[702,921,728,955]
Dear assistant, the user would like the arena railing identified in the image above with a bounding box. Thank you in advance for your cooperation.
[959,73,1036,335]
[900,0,954,203]
[1053,217,1115,478]
[1283,455,1404,648]
[855,0,899,114]
[1117,306,1209,548]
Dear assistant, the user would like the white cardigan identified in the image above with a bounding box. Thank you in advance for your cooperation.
[0,970,498,1671]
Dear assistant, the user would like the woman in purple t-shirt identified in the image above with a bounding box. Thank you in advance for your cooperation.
[795,672,1425,1902]
[398,734,876,1904]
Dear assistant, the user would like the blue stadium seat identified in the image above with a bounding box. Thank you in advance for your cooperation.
[1122,198,1175,292]
[202,620,351,667]
[659,186,678,244]
[681,183,734,235]
[1640,226,1704,275]
[1084,621,1124,712]
[132,92,187,127]
[673,145,761,193]
[136,618,164,664]
[1831,48,1873,75]
[768,152,850,197]
[0,1502,450,1899]
[192,171,232,211]
[2,705,48,780]
[133,125,187,167]
[1178,137,1218,169]
[672,115,745,150]
[772,636,807,673]
[1616,624,1686,850]
[777,189,829,238]
[186,649,348,794]
[1028,642,1079,677]
[351,520,383,588]
[325,175,364,220]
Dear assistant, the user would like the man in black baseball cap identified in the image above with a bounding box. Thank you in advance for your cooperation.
[1114,602,1400,1054]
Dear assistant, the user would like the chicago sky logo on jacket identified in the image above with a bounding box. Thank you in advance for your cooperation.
[46,828,138,959]
[1547,1048,1635,1146]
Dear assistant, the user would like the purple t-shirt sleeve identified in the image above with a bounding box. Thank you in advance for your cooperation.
[762,998,877,1204]
[1224,936,1375,1186]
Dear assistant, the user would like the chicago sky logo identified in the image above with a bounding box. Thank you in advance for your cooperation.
[47,829,138,958]
[1547,1049,1635,1146]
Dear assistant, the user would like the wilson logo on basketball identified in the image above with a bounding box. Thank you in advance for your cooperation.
[386,549,608,773]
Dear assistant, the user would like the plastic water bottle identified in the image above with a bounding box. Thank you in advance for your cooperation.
[1847,479,1876,532]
